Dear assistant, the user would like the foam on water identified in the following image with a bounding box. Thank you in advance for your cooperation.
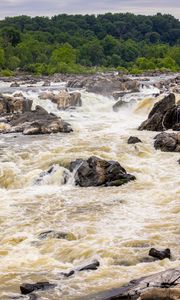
[0,78,179,299]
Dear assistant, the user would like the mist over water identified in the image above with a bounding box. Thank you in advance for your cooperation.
[0,77,179,299]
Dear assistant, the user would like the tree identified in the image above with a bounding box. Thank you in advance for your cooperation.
[51,43,76,65]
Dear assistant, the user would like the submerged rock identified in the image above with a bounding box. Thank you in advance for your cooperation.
[138,93,179,131]
[38,230,76,240]
[20,282,56,295]
[127,136,142,144]
[69,156,136,187]
[154,132,180,152]
[80,267,180,300]
[61,259,100,277]
[149,248,171,260]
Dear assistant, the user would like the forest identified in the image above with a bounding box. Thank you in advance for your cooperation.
[0,12,179,75]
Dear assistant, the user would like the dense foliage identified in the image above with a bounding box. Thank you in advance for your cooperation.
[0,13,179,75]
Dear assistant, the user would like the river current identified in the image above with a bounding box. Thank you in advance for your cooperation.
[0,76,179,299]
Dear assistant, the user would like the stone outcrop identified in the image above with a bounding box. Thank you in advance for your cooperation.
[39,90,82,110]
[69,156,136,187]
[80,267,180,300]
[67,74,140,97]
[138,93,179,131]
[0,105,72,135]
[154,132,180,152]
[0,93,32,114]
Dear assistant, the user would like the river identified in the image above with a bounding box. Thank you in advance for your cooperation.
[0,76,179,299]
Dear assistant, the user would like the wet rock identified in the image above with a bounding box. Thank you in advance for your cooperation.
[20,282,56,295]
[10,82,20,87]
[67,74,140,97]
[34,164,70,185]
[53,91,82,110]
[0,106,73,135]
[154,132,180,152]
[69,156,136,187]
[80,267,180,300]
[127,136,142,144]
[0,94,33,114]
[138,93,176,131]
[38,91,55,100]
[149,248,171,260]
[112,99,124,112]
[39,90,82,110]
[61,259,100,277]
[38,230,76,240]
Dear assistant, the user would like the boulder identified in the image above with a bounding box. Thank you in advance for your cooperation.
[67,74,140,97]
[149,248,171,260]
[69,156,136,187]
[39,90,82,110]
[0,105,72,135]
[138,93,177,131]
[112,99,124,112]
[0,94,32,114]
[127,136,142,144]
[53,91,82,110]
[38,230,76,240]
[61,259,100,277]
[20,282,56,295]
[154,132,180,152]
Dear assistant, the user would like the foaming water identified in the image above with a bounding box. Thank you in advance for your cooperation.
[0,79,179,299]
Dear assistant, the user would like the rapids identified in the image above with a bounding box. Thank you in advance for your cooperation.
[0,77,179,299]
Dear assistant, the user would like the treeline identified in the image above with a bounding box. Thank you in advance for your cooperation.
[0,13,179,75]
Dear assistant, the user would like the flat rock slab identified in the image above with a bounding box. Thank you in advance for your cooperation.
[79,268,180,300]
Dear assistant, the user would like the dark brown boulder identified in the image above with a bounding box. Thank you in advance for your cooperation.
[128,136,142,144]
[149,248,171,260]
[154,132,180,152]
[20,282,56,295]
[138,94,176,131]
[69,156,135,187]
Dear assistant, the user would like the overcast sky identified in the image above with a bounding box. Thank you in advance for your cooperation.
[0,0,179,19]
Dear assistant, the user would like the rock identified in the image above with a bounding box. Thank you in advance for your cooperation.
[38,230,76,240]
[78,259,100,271]
[38,91,55,100]
[80,267,180,300]
[127,136,142,144]
[112,99,124,112]
[0,105,72,135]
[154,132,180,152]
[67,74,140,97]
[10,82,20,87]
[61,259,100,277]
[39,90,82,110]
[20,282,56,295]
[34,165,70,185]
[0,94,32,114]
[53,91,82,110]
[138,93,176,131]
[149,248,171,260]
[69,156,136,187]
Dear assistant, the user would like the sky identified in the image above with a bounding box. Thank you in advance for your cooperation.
[0,0,179,19]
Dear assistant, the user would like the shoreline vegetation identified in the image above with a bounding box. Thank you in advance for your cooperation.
[0,12,179,76]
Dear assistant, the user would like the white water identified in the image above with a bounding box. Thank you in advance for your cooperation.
[0,79,179,299]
